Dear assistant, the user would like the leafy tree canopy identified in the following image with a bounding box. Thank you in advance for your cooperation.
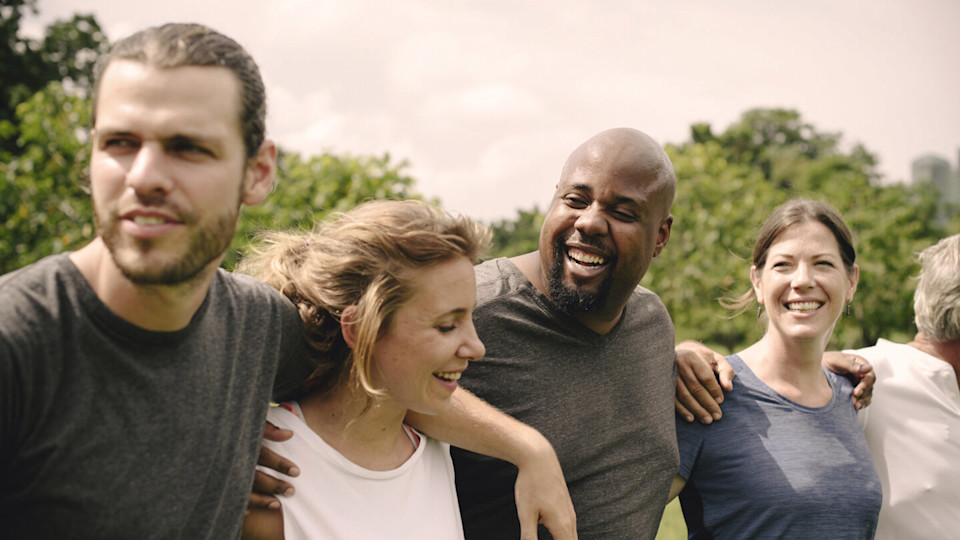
[648,108,948,351]
[226,150,427,269]
[0,1,107,158]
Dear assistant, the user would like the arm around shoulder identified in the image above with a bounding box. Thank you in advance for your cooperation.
[406,387,577,540]
[242,507,284,540]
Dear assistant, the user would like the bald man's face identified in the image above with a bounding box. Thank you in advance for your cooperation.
[538,139,673,317]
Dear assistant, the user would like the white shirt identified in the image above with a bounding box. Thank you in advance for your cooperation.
[851,339,960,540]
[259,404,465,540]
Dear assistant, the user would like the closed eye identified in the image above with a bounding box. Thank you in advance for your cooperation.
[563,195,589,209]
[609,209,637,223]
[169,141,213,157]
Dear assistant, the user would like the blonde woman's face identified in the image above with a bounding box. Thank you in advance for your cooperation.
[370,256,485,415]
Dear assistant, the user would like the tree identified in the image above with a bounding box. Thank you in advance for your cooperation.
[487,207,544,259]
[0,81,94,274]
[0,3,107,158]
[650,108,946,352]
[226,150,427,269]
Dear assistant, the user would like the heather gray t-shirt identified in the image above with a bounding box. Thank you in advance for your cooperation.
[676,354,882,539]
[453,258,679,540]
[0,254,311,539]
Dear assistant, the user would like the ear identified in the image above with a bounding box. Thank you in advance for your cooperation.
[846,264,860,303]
[750,265,763,305]
[652,214,673,257]
[241,139,277,206]
[340,305,359,349]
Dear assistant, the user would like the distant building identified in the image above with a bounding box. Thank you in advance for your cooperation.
[911,151,960,225]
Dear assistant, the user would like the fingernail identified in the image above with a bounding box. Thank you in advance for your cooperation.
[684,414,694,422]
[701,416,713,424]
[283,487,295,497]
[288,466,300,476]
[268,501,280,510]
[712,413,722,421]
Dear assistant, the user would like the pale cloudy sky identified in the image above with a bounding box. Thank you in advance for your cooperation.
[25,0,960,221]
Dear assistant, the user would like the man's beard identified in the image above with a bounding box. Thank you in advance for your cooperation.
[546,236,612,316]
[97,201,240,286]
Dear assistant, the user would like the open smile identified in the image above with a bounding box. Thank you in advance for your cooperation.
[784,301,823,313]
[433,370,462,382]
[567,247,607,266]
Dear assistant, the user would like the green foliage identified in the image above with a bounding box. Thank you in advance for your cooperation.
[226,150,427,269]
[0,81,94,274]
[649,108,946,351]
[0,3,107,158]
[650,140,782,351]
[487,206,544,258]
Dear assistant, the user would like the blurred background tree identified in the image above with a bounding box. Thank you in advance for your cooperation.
[3,4,956,353]
[1,1,106,273]
[225,150,427,269]
[647,108,946,351]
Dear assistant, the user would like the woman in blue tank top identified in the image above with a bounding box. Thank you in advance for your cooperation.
[670,199,882,539]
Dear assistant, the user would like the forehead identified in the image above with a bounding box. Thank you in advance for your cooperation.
[94,60,242,139]
[768,221,841,255]
[558,138,667,200]
[398,257,477,316]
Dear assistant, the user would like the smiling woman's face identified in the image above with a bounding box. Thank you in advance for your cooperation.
[370,256,485,416]
[752,220,859,345]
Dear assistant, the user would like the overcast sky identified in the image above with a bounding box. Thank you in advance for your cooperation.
[25,0,960,221]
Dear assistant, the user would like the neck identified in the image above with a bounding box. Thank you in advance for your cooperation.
[298,383,413,471]
[511,251,624,335]
[69,238,217,332]
[739,333,832,406]
[909,332,960,380]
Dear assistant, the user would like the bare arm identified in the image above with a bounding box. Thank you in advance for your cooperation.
[667,474,687,503]
[675,340,735,424]
[242,507,284,540]
[407,387,577,540]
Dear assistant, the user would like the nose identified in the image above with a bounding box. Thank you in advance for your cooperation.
[791,262,815,289]
[574,203,609,237]
[126,143,174,200]
[458,320,486,362]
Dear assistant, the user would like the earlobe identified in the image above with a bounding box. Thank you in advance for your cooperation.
[242,140,277,206]
[847,264,860,302]
[750,266,763,303]
[653,215,673,257]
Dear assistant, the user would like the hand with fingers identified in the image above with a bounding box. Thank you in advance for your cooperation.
[674,341,734,424]
[248,421,300,513]
[821,351,875,410]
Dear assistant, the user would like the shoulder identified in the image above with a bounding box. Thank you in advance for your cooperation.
[0,254,73,298]
[213,269,298,318]
[0,254,80,333]
[845,339,921,382]
[474,258,526,306]
[624,284,671,325]
[629,284,668,310]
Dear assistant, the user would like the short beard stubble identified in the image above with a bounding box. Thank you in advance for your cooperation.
[546,236,612,316]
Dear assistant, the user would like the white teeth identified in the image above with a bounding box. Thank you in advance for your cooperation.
[569,250,605,265]
[786,302,820,312]
[434,371,462,381]
[132,216,166,226]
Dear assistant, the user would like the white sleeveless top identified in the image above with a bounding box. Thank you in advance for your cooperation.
[259,403,465,540]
